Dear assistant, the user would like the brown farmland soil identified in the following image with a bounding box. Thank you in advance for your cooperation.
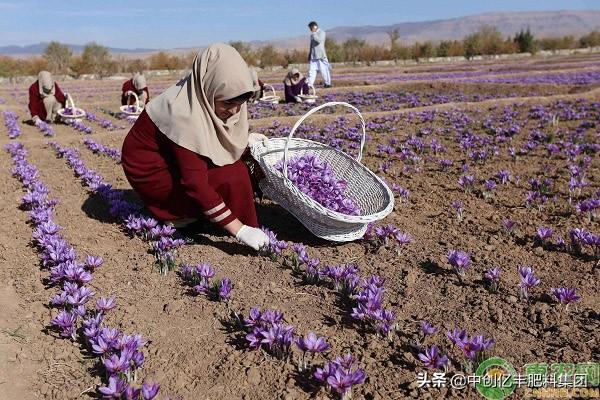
[0,53,598,400]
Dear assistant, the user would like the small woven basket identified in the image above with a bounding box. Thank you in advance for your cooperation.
[258,84,280,104]
[298,85,318,104]
[250,101,394,241]
[120,91,143,116]
[57,94,86,121]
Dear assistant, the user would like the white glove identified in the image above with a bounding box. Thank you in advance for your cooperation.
[248,132,269,147]
[294,96,302,103]
[235,225,269,250]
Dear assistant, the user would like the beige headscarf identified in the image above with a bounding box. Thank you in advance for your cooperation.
[249,67,260,91]
[145,43,254,166]
[38,71,55,97]
[284,68,303,86]
[133,73,147,91]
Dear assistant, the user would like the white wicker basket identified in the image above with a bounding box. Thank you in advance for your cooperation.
[120,91,143,116]
[250,101,394,241]
[259,84,280,104]
[298,85,318,104]
[57,94,86,122]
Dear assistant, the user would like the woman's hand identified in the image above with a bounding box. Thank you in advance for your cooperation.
[248,132,269,147]
[235,225,269,250]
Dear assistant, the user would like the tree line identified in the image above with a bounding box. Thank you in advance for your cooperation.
[1,27,599,78]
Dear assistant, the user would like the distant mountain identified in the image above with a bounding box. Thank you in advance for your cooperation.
[254,10,600,49]
[1,10,599,56]
[0,42,156,56]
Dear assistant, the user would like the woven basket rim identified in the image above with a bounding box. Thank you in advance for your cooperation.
[251,137,394,223]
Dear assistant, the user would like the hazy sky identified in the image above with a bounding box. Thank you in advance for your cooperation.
[0,0,598,48]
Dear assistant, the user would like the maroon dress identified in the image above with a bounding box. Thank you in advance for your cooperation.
[28,81,66,120]
[121,110,258,228]
[121,79,150,106]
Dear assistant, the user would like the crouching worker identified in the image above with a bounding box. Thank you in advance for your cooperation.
[249,68,265,102]
[121,73,150,105]
[121,43,271,251]
[284,68,309,103]
[28,71,66,123]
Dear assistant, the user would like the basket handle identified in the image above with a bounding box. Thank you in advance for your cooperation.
[282,101,366,180]
[309,85,316,96]
[263,84,276,97]
[65,93,75,109]
[126,90,140,108]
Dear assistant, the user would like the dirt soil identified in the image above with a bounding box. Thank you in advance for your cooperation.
[0,54,599,400]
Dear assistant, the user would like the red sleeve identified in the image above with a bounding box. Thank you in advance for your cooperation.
[28,82,45,120]
[54,83,66,106]
[169,142,236,227]
[121,80,134,105]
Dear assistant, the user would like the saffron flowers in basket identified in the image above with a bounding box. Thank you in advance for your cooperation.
[274,152,360,216]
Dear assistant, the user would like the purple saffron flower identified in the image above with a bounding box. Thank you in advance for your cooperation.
[418,345,449,369]
[536,226,554,241]
[98,376,128,398]
[218,278,232,300]
[518,266,540,299]
[195,263,215,280]
[502,219,516,233]
[447,250,471,276]
[421,321,438,337]
[104,353,131,376]
[141,382,160,400]
[446,328,467,346]
[458,175,475,191]
[193,281,210,295]
[327,370,359,396]
[85,255,104,270]
[550,287,581,306]
[484,267,501,291]
[452,200,464,221]
[394,231,412,245]
[96,297,117,313]
[296,332,330,353]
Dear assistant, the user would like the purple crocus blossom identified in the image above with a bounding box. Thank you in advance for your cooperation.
[518,266,540,299]
[550,287,581,306]
[536,227,554,241]
[418,345,449,369]
[98,376,128,398]
[314,353,366,398]
[96,297,117,313]
[296,332,330,353]
[421,320,438,337]
[218,278,232,300]
[447,250,471,276]
[141,382,160,400]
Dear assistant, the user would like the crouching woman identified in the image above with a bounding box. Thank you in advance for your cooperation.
[121,44,270,250]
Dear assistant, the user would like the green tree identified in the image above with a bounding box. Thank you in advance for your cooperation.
[514,28,535,53]
[388,28,400,58]
[463,32,482,59]
[579,30,600,47]
[343,38,367,62]
[229,41,254,63]
[478,25,504,55]
[325,38,343,62]
[413,41,435,59]
[43,41,72,74]
[74,42,115,76]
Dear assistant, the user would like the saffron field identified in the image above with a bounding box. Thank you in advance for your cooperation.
[0,53,599,399]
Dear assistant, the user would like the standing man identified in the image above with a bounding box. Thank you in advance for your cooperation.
[307,21,332,88]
